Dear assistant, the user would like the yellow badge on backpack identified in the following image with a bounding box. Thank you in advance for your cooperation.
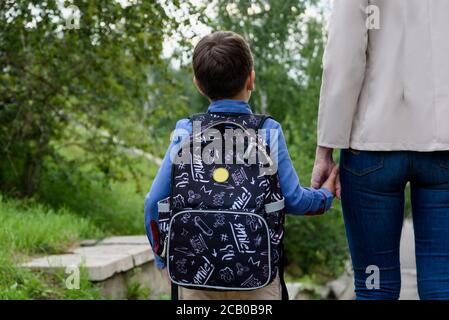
[213,168,229,183]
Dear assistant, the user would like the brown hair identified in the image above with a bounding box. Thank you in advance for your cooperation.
[193,31,253,100]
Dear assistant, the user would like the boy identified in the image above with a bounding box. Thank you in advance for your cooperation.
[144,31,338,300]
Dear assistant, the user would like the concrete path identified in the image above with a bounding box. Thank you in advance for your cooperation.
[399,219,419,300]
[22,236,170,299]
[22,236,155,282]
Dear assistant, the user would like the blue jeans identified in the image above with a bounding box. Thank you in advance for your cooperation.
[340,150,449,300]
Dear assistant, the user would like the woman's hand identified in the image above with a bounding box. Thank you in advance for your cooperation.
[322,165,339,197]
[312,146,341,199]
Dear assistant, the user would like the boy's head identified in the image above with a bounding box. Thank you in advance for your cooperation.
[193,31,254,101]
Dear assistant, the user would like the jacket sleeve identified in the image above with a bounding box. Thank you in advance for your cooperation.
[265,119,333,215]
[144,119,191,269]
[318,0,369,148]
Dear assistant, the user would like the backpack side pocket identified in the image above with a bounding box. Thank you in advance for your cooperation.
[157,198,171,257]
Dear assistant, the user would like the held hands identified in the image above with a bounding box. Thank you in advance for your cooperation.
[321,166,339,197]
[311,146,341,199]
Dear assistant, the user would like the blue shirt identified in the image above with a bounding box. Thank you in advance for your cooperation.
[144,100,333,269]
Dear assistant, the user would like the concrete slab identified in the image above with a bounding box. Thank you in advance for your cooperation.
[286,282,301,300]
[99,236,149,246]
[100,260,170,299]
[22,253,134,281]
[325,274,355,300]
[80,239,100,247]
[21,236,167,298]
[71,245,154,267]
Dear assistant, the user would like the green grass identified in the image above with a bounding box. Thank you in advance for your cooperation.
[0,155,159,299]
[0,198,102,255]
[0,196,104,299]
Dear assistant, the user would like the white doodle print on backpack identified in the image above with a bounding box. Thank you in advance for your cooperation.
[213,214,226,228]
[175,172,189,189]
[200,185,213,195]
[172,194,186,209]
[193,256,215,285]
[212,192,225,206]
[219,267,235,283]
[181,212,191,224]
[174,247,195,257]
[176,258,188,274]
[232,168,248,186]
[236,262,250,276]
[190,234,208,254]
[254,234,263,248]
[241,274,262,288]
[188,190,201,204]
[194,216,214,237]
[219,244,235,261]
[246,214,263,232]
[231,187,252,210]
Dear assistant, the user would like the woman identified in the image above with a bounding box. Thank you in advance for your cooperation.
[312,0,449,300]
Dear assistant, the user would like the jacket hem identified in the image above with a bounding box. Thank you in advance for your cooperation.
[348,141,449,152]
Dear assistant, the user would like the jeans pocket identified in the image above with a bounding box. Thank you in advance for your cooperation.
[342,149,384,177]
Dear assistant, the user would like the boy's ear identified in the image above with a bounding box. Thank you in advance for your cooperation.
[247,69,256,91]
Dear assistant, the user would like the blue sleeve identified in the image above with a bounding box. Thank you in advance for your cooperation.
[144,119,191,269]
[263,119,333,216]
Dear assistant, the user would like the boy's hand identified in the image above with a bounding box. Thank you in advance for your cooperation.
[312,146,341,199]
[321,166,339,197]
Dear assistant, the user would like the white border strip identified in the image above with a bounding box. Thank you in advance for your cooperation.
[157,198,171,213]
[265,198,285,213]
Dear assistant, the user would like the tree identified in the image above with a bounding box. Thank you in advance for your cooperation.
[0,0,176,196]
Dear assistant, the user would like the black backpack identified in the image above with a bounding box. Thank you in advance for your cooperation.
[156,112,288,299]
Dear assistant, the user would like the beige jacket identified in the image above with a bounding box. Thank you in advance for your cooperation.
[318,0,449,151]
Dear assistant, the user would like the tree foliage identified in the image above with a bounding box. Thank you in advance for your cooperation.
[0,0,180,196]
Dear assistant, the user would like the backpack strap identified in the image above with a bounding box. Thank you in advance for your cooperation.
[279,243,289,300]
[171,283,179,300]
[192,112,273,130]
[189,113,208,122]
[255,114,273,129]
